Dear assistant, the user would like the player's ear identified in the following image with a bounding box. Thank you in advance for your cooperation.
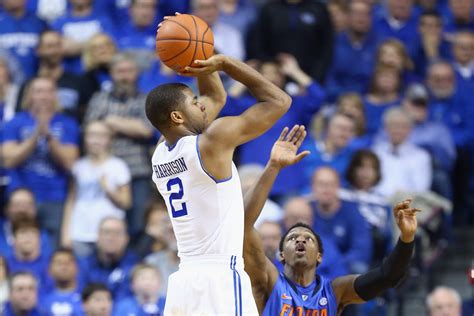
[170,111,184,124]
[279,251,285,264]
[316,252,322,266]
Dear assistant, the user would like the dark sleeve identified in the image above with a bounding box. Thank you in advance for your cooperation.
[246,5,270,60]
[311,4,334,83]
[354,238,415,301]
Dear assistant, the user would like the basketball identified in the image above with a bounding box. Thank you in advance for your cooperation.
[156,14,214,73]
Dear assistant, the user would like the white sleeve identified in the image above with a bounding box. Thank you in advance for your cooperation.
[111,158,132,186]
[413,149,432,192]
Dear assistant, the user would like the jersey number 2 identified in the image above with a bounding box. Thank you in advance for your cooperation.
[167,177,188,218]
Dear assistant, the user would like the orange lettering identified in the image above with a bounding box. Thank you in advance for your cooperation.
[321,309,327,316]
[306,310,311,316]
[288,306,294,316]
[296,306,303,316]
[280,304,290,316]
[311,310,319,316]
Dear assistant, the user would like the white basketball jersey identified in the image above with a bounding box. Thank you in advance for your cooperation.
[151,135,244,260]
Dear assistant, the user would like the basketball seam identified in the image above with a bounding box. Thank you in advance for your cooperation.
[202,26,210,59]
[190,15,199,66]
[157,18,193,63]
[156,39,214,45]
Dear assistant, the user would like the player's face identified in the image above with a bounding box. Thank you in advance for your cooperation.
[281,227,321,268]
[10,275,38,312]
[83,291,113,316]
[7,190,36,221]
[49,253,78,282]
[181,89,208,134]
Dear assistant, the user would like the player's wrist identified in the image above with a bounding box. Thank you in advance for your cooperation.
[400,233,415,243]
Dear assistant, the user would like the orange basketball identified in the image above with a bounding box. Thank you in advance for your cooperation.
[155,14,214,73]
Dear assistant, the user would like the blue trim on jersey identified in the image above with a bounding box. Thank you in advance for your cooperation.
[165,141,178,151]
[230,255,242,316]
[195,135,233,184]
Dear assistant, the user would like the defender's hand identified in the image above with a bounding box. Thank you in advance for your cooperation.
[269,125,310,169]
[393,199,421,243]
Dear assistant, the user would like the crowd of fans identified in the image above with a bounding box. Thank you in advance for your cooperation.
[0,0,473,315]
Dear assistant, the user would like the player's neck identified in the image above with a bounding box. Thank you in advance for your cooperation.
[163,131,194,148]
[284,266,317,287]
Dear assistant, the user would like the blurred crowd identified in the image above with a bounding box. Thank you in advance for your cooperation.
[0,0,473,315]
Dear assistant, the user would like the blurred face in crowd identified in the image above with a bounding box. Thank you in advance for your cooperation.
[378,44,405,70]
[132,267,161,300]
[348,1,372,35]
[71,0,93,9]
[97,218,129,258]
[28,78,57,116]
[85,121,112,157]
[260,62,285,89]
[10,275,37,312]
[89,35,116,67]
[427,287,462,316]
[37,31,64,66]
[326,114,355,150]
[7,189,37,221]
[427,63,455,99]
[452,32,474,65]
[283,197,313,230]
[418,0,438,10]
[111,59,139,92]
[312,168,340,208]
[193,0,219,26]
[387,0,413,21]
[131,0,157,28]
[449,0,474,21]
[373,68,400,95]
[328,2,348,33]
[0,257,7,282]
[385,111,412,146]
[258,221,282,260]
[403,99,429,122]
[49,252,78,284]
[83,290,113,316]
[419,14,442,38]
[338,96,365,136]
[14,227,40,259]
[354,157,379,191]
[2,0,26,13]
[150,210,177,251]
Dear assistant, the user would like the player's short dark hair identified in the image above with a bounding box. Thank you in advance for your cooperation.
[279,223,324,257]
[82,283,112,302]
[345,149,381,188]
[145,83,189,132]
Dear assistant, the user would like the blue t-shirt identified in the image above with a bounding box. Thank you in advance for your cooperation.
[6,252,51,291]
[363,97,401,138]
[82,250,139,299]
[114,296,166,316]
[374,13,420,57]
[0,12,46,78]
[42,289,84,316]
[2,302,43,316]
[51,12,115,73]
[3,112,80,202]
[263,273,337,316]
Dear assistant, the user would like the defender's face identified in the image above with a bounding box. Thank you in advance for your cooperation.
[281,227,321,268]
[180,89,208,134]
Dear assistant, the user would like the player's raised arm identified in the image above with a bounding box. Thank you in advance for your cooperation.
[331,199,420,313]
[185,54,292,148]
[243,125,309,312]
[195,71,227,123]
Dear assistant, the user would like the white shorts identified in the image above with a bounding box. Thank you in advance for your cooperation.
[164,255,259,316]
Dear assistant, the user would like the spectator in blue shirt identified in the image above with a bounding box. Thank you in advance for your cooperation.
[301,113,357,193]
[6,218,50,291]
[138,59,194,94]
[443,0,474,33]
[374,0,420,57]
[0,0,47,78]
[43,248,83,316]
[363,63,403,138]
[3,272,42,316]
[375,38,418,85]
[2,77,80,245]
[218,0,256,39]
[326,0,379,101]
[310,167,373,274]
[51,0,115,74]
[341,149,393,265]
[82,283,113,316]
[413,10,452,78]
[223,55,325,198]
[0,188,52,258]
[114,264,166,315]
[280,197,349,280]
[451,31,474,87]
[114,0,157,71]
[82,217,139,300]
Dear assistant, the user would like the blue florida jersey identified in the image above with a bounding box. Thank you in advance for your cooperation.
[263,273,337,316]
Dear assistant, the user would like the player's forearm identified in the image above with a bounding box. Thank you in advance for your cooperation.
[197,72,227,121]
[353,238,415,301]
[244,163,280,229]
[220,56,291,109]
